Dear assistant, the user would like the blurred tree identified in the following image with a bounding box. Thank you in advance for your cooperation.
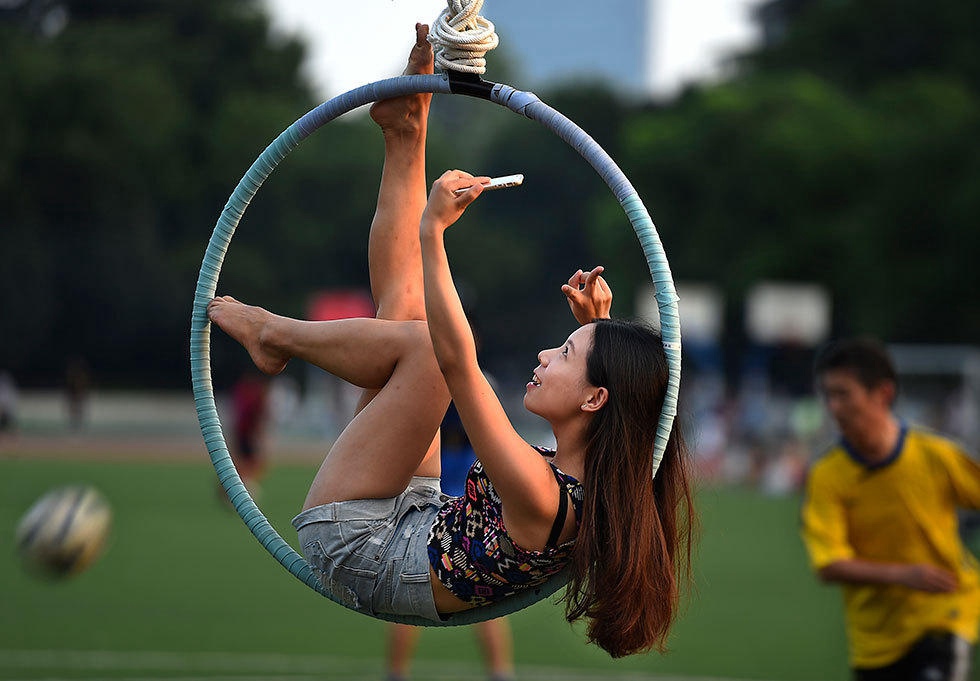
[3,0,978,390]
[613,73,980,343]
[445,83,630,371]
[750,0,980,93]
[599,0,980,349]
[0,0,377,386]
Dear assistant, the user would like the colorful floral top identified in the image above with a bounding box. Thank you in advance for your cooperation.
[427,446,585,605]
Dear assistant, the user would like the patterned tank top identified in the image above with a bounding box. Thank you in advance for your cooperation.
[427,446,584,606]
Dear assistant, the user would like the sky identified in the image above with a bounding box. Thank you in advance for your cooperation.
[263,0,760,101]
[652,0,760,95]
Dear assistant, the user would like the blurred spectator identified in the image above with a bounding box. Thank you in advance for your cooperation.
[230,372,271,496]
[65,356,90,430]
[0,370,17,433]
[801,337,980,680]
[385,617,513,681]
[759,437,807,496]
[385,402,515,681]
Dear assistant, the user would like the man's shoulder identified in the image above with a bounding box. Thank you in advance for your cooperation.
[810,441,850,469]
[904,425,971,461]
[805,443,854,486]
[906,424,963,447]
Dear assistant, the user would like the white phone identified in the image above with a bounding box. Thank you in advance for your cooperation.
[454,173,524,195]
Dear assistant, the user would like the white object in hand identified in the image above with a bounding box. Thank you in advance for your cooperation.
[454,174,524,195]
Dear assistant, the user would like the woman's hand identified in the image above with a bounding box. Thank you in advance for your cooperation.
[561,266,612,325]
[420,170,491,236]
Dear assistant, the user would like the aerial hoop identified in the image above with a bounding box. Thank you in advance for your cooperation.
[189,70,680,626]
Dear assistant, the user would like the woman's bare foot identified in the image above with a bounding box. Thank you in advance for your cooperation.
[207,296,289,375]
[369,23,434,135]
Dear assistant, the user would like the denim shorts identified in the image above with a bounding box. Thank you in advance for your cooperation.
[291,476,446,622]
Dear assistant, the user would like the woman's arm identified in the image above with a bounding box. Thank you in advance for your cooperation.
[419,170,561,539]
[418,171,487,380]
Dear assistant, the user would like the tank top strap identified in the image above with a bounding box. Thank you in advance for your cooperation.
[544,478,570,550]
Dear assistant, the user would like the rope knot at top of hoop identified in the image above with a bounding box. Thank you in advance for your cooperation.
[429,0,499,75]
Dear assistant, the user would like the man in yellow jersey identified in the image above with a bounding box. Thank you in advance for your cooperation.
[801,337,980,681]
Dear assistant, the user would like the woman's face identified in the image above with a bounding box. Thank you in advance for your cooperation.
[524,324,596,421]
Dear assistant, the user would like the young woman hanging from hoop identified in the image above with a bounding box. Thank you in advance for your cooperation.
[207,24,695,658]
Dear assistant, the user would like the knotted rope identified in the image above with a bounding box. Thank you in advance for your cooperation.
[428,0,499,74]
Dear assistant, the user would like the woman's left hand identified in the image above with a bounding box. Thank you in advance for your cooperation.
[420,170,491,235]
[562,266,612,324]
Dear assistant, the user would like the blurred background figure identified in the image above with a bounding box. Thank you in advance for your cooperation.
[0,370,18,434]
[64,356,91,431]
[801,337,980,681]
[385,617,513,681]
[385,402,515,681]
[230,371,271,496]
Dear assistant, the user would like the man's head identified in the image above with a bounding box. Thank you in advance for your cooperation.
[814,337,897,437]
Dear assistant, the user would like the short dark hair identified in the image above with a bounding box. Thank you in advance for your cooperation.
[813,336,897,390]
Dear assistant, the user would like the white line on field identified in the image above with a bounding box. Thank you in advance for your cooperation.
[0,649,792,681]
[1,677,328,681]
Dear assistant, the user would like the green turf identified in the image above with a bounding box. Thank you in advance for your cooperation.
[0,458,858,680]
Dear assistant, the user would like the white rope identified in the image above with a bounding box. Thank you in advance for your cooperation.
[428,0,499,74]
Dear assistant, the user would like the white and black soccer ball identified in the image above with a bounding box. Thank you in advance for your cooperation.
[15,484,112,578]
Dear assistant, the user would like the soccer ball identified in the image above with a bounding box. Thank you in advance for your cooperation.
[15,484,112,578]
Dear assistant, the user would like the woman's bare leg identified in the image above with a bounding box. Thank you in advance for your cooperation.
[207,297,448,506]
[348,22,444,478]
[209,27,447,508]
[366,22,433,322]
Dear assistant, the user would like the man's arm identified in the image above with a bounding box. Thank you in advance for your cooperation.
[819,559,958,592]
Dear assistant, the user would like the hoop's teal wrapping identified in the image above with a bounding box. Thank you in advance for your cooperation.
[190,73,680,626]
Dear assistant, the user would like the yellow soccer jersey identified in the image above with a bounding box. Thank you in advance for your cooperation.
[801,425,980,669]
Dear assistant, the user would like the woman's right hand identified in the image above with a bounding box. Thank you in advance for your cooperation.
[420,169,490,237]
[561,266,612,325]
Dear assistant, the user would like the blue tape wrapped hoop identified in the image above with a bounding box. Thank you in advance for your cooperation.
[190,72,681,626]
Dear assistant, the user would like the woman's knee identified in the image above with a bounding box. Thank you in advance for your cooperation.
[398,321,438,363]
[397,323,447,388]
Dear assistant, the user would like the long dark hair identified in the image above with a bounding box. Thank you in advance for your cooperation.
[564,318,696,658]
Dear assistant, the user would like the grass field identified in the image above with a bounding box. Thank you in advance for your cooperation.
[0,454,868,681]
